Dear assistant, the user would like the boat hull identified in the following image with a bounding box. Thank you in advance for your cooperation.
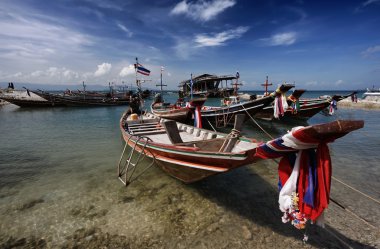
[201,95,274,126]
[151,107,192,122]
[120,126,257,183]
[119,112,364,184]
[0,97,60,107]
[255,100,331,121]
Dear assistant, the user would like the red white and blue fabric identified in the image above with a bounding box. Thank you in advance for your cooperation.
[194,105,202,128]
[273,93,288,118]
[256,126,333,228]
[136,64,150,76]
[329,100,337,115]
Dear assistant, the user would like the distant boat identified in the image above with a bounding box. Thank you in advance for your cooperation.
[0,88,63,107]
[363,86,380,97]
[34,91,130,107]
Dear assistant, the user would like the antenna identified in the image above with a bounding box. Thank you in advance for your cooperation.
[156,66,167,93]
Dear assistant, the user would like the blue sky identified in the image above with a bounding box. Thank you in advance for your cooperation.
[0,0,379,90]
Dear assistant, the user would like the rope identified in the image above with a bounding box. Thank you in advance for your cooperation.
[205,118,217,132]
[239,103,274,139]
[332,176,380,205]
[330,198,377,230]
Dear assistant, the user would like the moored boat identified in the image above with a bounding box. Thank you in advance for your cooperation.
[254,90,356,121]
[33,91,130,107]
[0,88,63,107]
[119,112,363,184]
[151,93,206,123]
[201,84,294,127]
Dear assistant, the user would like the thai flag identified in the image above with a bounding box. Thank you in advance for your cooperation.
[136,64,150,76]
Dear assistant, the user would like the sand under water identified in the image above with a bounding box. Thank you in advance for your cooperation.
[1,159,379,249]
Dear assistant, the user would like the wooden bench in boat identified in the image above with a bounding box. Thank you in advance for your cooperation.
[129,126,164,132]
[128,122,160,127]
[131,129,167,136]
[128,122,166,136]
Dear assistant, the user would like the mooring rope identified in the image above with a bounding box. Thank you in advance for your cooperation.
[332,176,380,205]
[240,103,274,139]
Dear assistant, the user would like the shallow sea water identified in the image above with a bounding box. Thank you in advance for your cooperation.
[0,93,379,248]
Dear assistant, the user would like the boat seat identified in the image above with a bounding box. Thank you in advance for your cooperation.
[132,130,167,136]
[162,120,184,144]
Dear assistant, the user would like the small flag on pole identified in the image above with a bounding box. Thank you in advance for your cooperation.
[136,63,151,76]
[236,71,240,79]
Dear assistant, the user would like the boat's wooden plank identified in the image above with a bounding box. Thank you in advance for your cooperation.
[132,130,167,136]
[129,125,162,130]
[130,127,165,132]
[128,122,160,127]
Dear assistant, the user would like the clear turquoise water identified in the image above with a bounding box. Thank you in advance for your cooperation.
[0,92,379,247]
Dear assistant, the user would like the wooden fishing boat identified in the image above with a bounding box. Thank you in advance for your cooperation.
[201,84,294,127]
[254,91,356,121]
[151,95,206,123]
[0,89,64,107]
[33,91,130,107]
[118,112,363,184]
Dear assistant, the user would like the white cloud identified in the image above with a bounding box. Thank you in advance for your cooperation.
[363,0,380,6]
[305,81,318,86]
[28,67,81,80]
[94,63,112,77]
[117,23,133,37]
[195,26,249,47]
[173,39,197,59]
[31,70,45,77]
[361,45,380,57]
[171,0,236,22]
[355,0,380,12]
[262,32,297,46]
[335,79,344,85]
[119,65,135,77]
[63,69,79,79]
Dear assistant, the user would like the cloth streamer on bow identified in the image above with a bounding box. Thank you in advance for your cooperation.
[329,100,337,115]
[194,105,202,128]
[273,92,288,118]
[256,126,333,229]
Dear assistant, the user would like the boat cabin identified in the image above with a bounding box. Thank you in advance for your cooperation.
[178,74,237,98]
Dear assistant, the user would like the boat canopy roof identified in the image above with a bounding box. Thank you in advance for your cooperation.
[178,74,237,87]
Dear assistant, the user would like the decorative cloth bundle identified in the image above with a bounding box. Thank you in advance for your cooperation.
[256,126,334,229]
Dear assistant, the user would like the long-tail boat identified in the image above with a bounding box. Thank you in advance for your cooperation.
[200,84,294,127]
[0,88,64,107]
[33,91,130,107]
[254,89,356,121]
[150,69,206,122]
[151,94,206,123]
[119,112,363,184]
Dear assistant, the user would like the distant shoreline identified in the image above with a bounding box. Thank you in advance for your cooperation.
[338,97,380,109]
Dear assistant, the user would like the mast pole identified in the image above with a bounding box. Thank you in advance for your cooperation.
[261,76,273,96]
[190,73,193,99]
